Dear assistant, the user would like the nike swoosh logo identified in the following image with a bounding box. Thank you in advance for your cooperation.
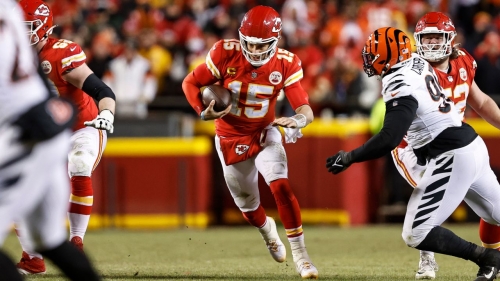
[484,269,494,279]
[70,46,76,52]
[332,157,343,167]
[390,91,399,97]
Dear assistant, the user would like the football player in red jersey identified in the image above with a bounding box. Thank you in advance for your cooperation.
[15,0,116,275]
[391,12,500,280]
[183,5,318,279]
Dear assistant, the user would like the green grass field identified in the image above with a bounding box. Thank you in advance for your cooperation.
[3,224,483,281]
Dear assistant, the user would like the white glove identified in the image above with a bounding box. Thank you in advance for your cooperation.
[84,109,114,133]
[283,127,303,143]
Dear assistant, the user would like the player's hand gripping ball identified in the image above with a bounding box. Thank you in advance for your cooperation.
[202,85,232,112]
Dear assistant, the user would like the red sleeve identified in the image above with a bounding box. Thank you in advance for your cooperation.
[182,62,219,115]
[282,50,309,110]
[284,81,309,110]
[460,48,477,80]
[183,40,229,115]
[59,41,86,75]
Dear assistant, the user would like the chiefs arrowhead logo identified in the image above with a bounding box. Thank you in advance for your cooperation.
[235,144,249,155]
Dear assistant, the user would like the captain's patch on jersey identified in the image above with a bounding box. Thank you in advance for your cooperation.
[41,60,52,74]
[269,71,282,85]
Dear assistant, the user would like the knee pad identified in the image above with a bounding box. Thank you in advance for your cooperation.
[224,173,259,212]
[68,149,95,177]
[259,142,288,184]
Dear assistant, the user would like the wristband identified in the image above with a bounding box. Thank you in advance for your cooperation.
[290,114,307,128]
[200,110,206,121]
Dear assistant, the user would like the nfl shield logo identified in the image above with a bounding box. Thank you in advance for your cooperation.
[251,72,257,79]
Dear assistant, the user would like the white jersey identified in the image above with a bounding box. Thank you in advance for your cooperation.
[382,54,462,149]
[0,0,49,125]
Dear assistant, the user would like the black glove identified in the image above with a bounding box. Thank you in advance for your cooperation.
[326,150,353,175]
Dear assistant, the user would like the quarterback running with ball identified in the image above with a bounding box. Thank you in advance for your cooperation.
[183,5,318,279]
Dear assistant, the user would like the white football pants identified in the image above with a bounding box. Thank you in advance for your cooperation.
[215,126,288,212]
[402,136,500,247]
[0,128,71,251]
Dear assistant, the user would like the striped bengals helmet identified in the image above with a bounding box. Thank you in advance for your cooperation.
[362,27,412,77]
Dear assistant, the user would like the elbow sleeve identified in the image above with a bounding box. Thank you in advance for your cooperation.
[82,73,116,101]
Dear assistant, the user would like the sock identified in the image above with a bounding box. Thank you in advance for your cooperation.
[420,250,434,258]
[15,227,44,259]
[289,234,311,262]
[242,205,267,228]
[68,176,93,240]
[416,226,483,262]
[269,178,302,237]
[40,241,101,281]
[0,250,23,281]
[479,219,500,249]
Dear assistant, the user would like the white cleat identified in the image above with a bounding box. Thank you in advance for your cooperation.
[295,258,319,279]
[260,217,286,263]
[415,254,439,279]
[291,244,318,279]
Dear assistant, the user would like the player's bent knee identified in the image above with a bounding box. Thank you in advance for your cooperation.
[402,229,426,248]
[263,162,288,184]
[68,150,94,177]
[224,173,259,212]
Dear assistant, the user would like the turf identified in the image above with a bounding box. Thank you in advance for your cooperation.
[3,224,482,280]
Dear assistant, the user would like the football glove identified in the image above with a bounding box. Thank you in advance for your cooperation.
[326,150,353,175]
[84,109,114,133]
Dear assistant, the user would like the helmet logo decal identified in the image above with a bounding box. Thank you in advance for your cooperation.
[269,71,282,85]
[272,18,282,33]
[41,60,52,74]
[459,68,467,81]
[35,4,50,17]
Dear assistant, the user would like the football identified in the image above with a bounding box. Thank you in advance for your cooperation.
[201,85,232,112]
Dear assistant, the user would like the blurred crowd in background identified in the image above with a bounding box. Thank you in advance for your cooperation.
[47,0,500,121]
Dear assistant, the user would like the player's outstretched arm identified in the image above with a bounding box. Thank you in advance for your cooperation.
[468,80,500,130]
[272,105,314,128]
[65,63,116,133]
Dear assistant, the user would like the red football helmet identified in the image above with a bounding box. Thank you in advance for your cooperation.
[414,12,456,62]
[19,0,55,45]
[238,6,282,67]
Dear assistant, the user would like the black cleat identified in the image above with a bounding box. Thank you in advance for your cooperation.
[475,266,498,281]
[475,249,500,281]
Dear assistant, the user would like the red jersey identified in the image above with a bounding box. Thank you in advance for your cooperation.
[39,37,98,131]
[434,48,477,120]
[202,39,309,137]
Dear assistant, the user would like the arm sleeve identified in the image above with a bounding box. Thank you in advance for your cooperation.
[182,63,219,115]
[82,73,116,101]
[284,82,309,110]
[283,54,309,109]
[350,96,418,162]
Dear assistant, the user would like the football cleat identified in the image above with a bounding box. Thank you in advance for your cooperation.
[70,236,84,252]
[291,245,318,279]
[295,258,319,279]
[475,248,500,281]
[260,217,286,263]
[415,253,439,279]
[16,251,46,275]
